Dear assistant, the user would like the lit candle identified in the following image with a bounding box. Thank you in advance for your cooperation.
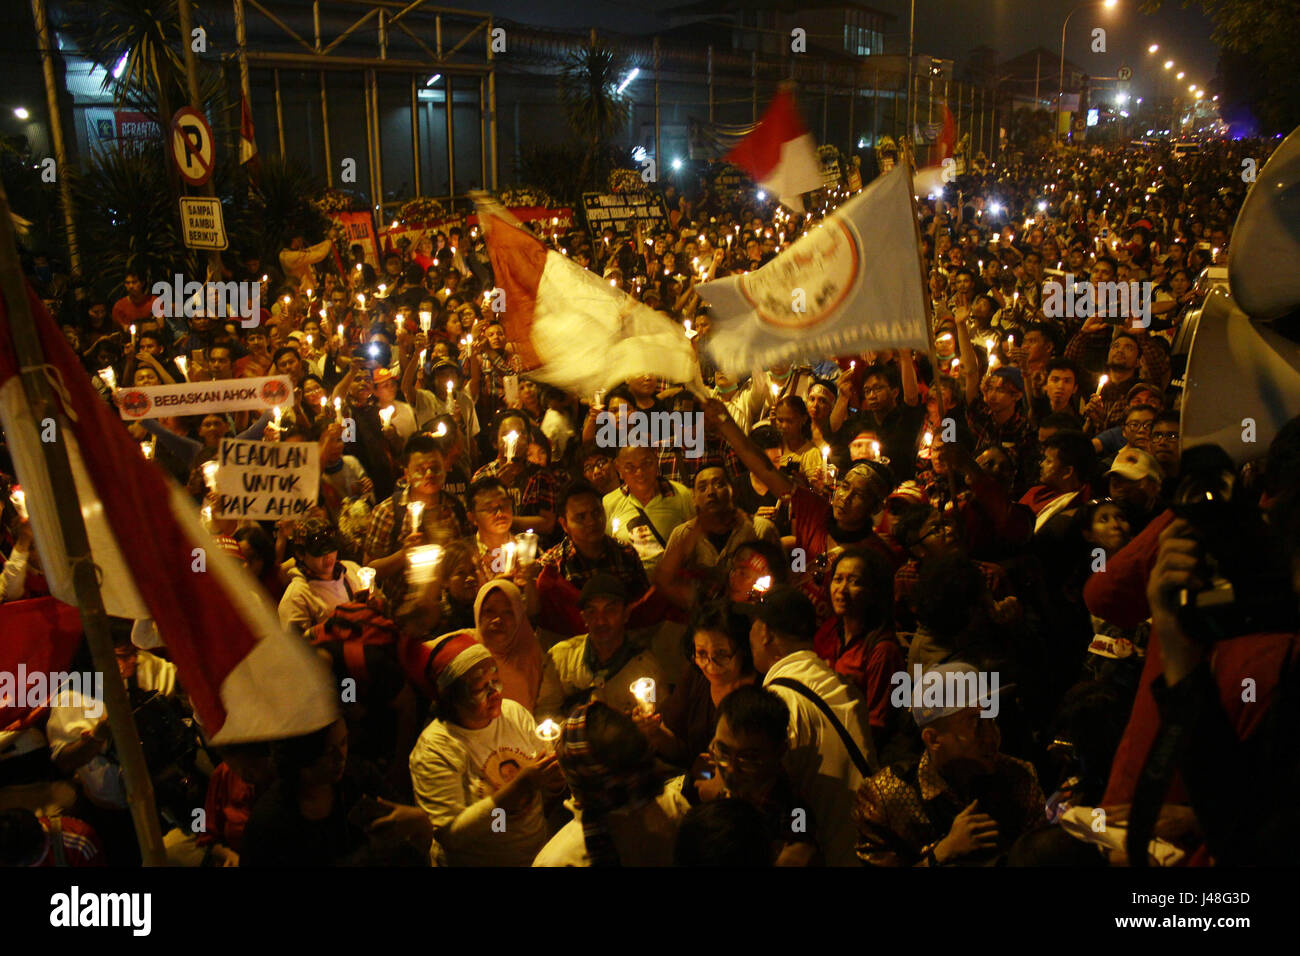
[870,441,881,460]
[499,541,517,575]
[202,460,219,492]
[611,516,620,536]
[406,544,443,585]
[377,284,387,296]
[419,348,427,367]
[821,445,830,468]
[142,438,155,460]
[380,405,395,427]
[337,323,345,340]
[9,485,27,520]
[536,718,561,753]
[408,499,425,534]
[305,333,313,349]
[98,367,116,391]
[769,383,780,400]
[630,677,657,716]
[272,405,283,429]
[357,293,366,309]
[306,288,313,299]
[515,530,540,566]
[319,308,328,321]
[419,310,433,333]
[434,422,448,437]
[129,324,136,350]
[333,396,343,423]
[357,566,376,593]
[1096,373,1109,395]
[175,355,188,378]
[504,429,519,461]
[753,575,772,594]
[446,380,455,404]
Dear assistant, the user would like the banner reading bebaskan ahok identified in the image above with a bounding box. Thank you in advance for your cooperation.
[695,164,929,377]
[115,375,293,421]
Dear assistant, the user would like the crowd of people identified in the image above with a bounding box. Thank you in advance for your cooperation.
[3,134,1299,868]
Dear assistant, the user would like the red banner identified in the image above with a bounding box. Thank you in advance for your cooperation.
[0,597,85,734]
[329,211,380,268]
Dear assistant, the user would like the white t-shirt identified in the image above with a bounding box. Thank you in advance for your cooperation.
[409,699,550,867]
[533,784,691,867]
[321,455,369,501]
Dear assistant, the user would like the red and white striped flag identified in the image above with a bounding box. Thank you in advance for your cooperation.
[477,198,699,396]
[724,88,824,214]
[913,105,957,199]
[0,284,337,744]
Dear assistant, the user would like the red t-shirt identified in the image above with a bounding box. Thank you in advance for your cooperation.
[812,620,904,730]
[111,294,157,330]
[197,762,259,852]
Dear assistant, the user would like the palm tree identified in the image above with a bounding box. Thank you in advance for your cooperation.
[559,44,633,193]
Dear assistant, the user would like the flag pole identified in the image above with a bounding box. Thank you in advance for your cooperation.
[900,142,965,533]
[0,180,168,865]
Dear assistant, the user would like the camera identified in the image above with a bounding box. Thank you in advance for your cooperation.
[1170,454,1298,642]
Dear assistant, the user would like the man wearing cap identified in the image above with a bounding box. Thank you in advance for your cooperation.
[408,359,480,458]
[854,661,1043,866]
[1106,444,1165,533]
[278,518,366,634]
[536,574,666,720]
[742,587,875,867]
[372,366,417,443]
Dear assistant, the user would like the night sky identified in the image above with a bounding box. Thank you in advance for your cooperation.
[484,0,1221,101]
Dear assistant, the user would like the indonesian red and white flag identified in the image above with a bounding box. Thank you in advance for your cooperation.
[0,284,337,744]
[239,91,259,170]
[913,105,957,199]
[477,198,699,396]
[724,88,824,214]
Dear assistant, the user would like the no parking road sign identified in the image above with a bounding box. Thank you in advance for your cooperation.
[171,107,215,187]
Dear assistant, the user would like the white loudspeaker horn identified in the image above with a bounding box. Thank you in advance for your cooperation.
[1229,124,1300,321]
[1182,287,1300,466]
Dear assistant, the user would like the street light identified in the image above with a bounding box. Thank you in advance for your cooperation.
[1148,44,1159,53]
[1163,60,1174,70]
[13,107,29,120]
[1176,71,1185,80]
[1059,0,1119,141]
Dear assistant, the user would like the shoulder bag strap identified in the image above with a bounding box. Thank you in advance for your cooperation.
[769,676,873,778]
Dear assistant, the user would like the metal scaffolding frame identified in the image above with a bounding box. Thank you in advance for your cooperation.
[231,0,497,225]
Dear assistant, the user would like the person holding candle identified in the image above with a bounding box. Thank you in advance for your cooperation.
[637,601,757,771]
[844,362,924,482]
[604,444,694,574]
[363,434,468,613]
[534,700,689,867]
[407,632,560,866]
[372,367,417,443]
[1068,325,1170,434]
[471,412,559,540]
[770,396,827,487]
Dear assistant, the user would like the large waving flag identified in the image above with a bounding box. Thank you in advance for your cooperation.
[696,164,929,376]
[724,88,824,213]
[0,284,338,744]
[476,196,698,395]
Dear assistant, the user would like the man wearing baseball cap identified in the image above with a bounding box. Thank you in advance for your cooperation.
[1106,444,1165,533]
[372,366,417,443]
[536,573,665,720]
[741,586,875,866]
[854,661,1043,867]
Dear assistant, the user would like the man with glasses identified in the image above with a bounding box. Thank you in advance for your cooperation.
[604,445,694,573]
[1094,404,1160,460]
[1149,411,1181,494]
[847,362,924,482]
[704,685,819,866]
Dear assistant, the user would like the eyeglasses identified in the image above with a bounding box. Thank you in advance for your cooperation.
[1151,430,1179,443]
[694,650,736,668]
[708,740,769,772]
[1123,421,1154,433]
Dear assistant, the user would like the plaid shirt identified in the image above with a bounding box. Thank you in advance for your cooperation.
[536,536,651,637]
[362,481,467,608]
[965,398,1038,496]
[471,458,558,516]
[656,433,745,488]
[476,349,515,401]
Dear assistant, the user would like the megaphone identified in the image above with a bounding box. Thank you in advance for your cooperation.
[1181,286,1300,466]
[1229,125,1300,321]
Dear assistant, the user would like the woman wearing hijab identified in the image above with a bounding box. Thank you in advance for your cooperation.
[474,578,544,714]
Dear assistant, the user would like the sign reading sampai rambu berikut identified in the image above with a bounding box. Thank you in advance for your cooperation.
[214,438,320,519]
